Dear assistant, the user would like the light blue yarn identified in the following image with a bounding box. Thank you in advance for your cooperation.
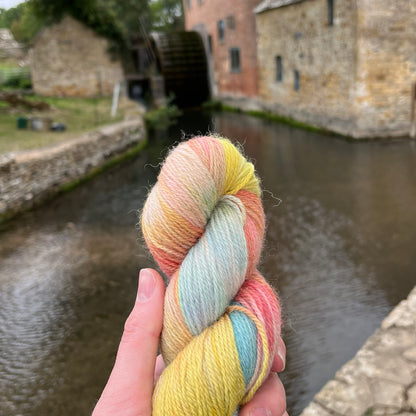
[178,197,248,336]
[230,308,258,386]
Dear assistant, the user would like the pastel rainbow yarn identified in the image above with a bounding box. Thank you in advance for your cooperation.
[141,136,281,415]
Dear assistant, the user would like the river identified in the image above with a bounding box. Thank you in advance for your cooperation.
[1,110,415,415]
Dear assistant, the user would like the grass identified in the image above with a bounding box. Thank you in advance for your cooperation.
[0,95,128,153]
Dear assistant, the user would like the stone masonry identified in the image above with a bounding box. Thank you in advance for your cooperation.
[30,16,124,97]
[255,0,416,138]
[0,119,145,221]
[300,286,416,416]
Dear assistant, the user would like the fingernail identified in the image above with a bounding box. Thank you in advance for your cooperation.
[278,348,286,371]
[249,409,271,416]
[137,269,155,302]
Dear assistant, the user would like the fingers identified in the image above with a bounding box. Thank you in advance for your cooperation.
[240,373,287,416]
[92,268,165,416]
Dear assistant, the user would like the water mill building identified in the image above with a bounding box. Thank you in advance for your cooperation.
[255,0,416,138]
[184,0,416,139]
[183,0,262,99]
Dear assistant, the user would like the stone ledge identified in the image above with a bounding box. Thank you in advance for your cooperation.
[0,118,146,222]
[300,286,416,416]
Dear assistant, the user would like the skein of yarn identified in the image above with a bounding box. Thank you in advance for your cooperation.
[141,135,282,416]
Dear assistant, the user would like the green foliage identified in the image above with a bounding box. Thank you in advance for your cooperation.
[9,2,44,43]
[31,0,126,44]
[0,67,31,89]
[149,0,184,32]
[0,4,24,28]
[144,101,182,131]
[1,0,184,45]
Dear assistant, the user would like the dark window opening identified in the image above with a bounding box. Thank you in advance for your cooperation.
[186,0,191,9]
[276,56,283,82]
[208,35,213,54]
[218,20,225,42]
[226,15,236,30]
[328,0,334,26]
[230,48,241,72]
[198,0,204,4]
[294,70,300,91]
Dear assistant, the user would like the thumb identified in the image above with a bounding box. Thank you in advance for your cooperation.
[93,268,165,416]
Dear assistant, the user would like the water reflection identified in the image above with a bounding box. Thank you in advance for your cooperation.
[0,111,415,415]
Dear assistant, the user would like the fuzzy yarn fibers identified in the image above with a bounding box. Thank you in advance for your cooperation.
[141,136,281,416]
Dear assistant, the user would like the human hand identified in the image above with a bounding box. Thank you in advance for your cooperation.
[92,268,288,416]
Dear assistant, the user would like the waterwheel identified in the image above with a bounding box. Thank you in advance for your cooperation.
[152,31,210,107]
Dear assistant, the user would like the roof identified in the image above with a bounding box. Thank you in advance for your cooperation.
[254,0,307,14]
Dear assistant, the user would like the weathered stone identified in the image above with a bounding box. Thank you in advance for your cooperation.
[300,287,416,416]
[30,16,124,97]
[314,379,372,416]
[298,401,332,416]
[371,379,404,408]
[406,383,416,407]
[254,0,416,139]
[382,300,416,329]
[0,119,145,221]
[403,347,416,362]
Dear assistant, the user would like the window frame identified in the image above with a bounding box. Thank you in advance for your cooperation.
[230,47,241,73]
[218,20,225,42]
[276,56,283,82]
[294,70,300,91]
[328,0,334,26]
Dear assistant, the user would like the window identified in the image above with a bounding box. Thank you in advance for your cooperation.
[226,15,236,30]
[198,0,204,4]
[208,35,213,54]
[218,20,225,42]
[294,70,300,91]
[276,56,283,82]
[230,48,241,72]
[186,0,191,8]
[328,0,334,26]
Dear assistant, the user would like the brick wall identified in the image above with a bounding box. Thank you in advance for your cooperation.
[183,0,262,98]
[30,16,124,97]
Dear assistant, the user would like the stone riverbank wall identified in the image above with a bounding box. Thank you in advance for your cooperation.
[0,119,145,222]
[300,286,416,416]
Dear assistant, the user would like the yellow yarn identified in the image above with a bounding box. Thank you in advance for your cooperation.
[220,139,260,197]
[153,314,245,416]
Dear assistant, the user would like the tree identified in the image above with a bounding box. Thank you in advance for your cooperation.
[9,2,44,43]
[149,0,184,32]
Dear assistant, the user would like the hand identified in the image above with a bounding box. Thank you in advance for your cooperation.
[92,268,288,416]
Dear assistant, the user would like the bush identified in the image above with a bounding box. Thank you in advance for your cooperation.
[144,102,182,131]
[0,67,32,90]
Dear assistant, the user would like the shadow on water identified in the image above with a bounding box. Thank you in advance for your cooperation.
[0,110,415,415]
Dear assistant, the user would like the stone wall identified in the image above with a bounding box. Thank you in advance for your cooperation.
[0,119,145,221]
[256,0,359,137]
[30,16,124,97]
[183,0,262,98]
[256,0,416,138]
[300,286,416,415]
[354,0,416,138]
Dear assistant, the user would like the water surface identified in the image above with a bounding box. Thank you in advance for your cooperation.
[1,111,415,415]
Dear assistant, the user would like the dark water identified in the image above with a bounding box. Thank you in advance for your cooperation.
[1,111,415,416]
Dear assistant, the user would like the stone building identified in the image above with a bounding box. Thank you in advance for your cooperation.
[0,29,24,59]
[30,16,124,97]
[255,0,416,138]
[183,0,262,98]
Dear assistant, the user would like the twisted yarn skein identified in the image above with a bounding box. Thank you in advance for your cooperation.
[141,136,281,416]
